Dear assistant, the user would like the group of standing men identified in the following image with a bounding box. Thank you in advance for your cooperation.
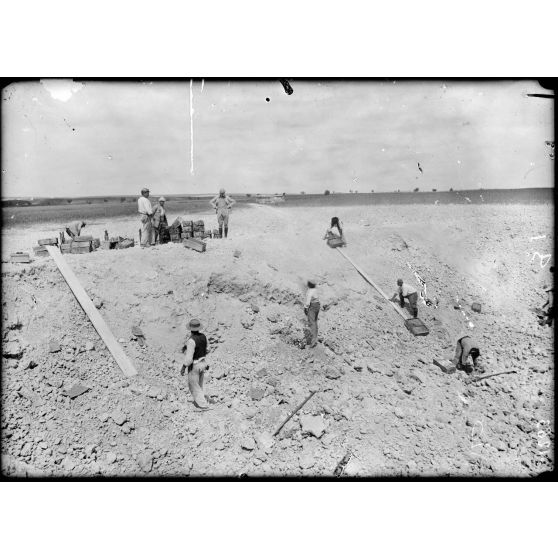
[138,187,168,247]
[137,187,236,247]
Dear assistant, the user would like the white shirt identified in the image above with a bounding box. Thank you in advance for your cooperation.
[305,287,319,308]
[399,283,417,297]
[138,196,153,215]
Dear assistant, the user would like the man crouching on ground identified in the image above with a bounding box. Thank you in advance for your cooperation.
[181,318,210,409]
[451,335,482,374]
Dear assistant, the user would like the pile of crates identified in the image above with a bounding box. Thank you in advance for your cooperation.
[33,237,58,257]
[192,220,205,238]
[165,218,221,242]
[99,236,134,250]
[169,218,182,243]
[181,220,194,240]
[60,235,98,254]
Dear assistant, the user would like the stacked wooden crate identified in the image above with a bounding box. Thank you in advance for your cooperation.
[183,237,206,252]
[33,245,50,257]
[38,237,59,246]
[159,224,171,244]
[33,237,57,256]
[192,220,205,238]
[181,220,193,240]
[169,218,182,243]
[70,239,93,254]
[116,237,134,249]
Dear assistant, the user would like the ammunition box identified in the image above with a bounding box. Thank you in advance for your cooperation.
[38,238,58,246]
[33,246,49,257]
[10,252,31,263]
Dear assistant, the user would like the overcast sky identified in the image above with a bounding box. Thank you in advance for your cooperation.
[1,79,553,198]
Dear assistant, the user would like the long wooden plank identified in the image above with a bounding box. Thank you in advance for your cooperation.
[336,248,409,320]
[45,246,138,377]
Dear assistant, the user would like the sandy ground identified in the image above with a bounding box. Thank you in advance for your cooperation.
[1,202,554,477]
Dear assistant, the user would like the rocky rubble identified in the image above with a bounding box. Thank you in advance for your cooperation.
[1,204,554,477]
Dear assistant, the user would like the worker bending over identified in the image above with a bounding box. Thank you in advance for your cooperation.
[391,279,418,318]
[181,318,210,410]
[452,335,481,373]
[66,220,86,240]
[210,188,235,238]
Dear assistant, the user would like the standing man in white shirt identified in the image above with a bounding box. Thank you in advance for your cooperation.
[304,279,321,348]
[391,278,419,318]
[138,187,154,248]
[210,188,236,238]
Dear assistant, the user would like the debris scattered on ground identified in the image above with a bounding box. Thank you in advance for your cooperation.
[64,383,91,399]
[300,415,326,438]
[433,358,456,373]
[1,204,553,477]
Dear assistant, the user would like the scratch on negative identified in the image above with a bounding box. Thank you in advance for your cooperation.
[531,252,551,268]
[190,80,194,175]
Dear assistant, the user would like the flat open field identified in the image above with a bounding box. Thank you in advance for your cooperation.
[3,188,552,229]
[1,201,554,477]
[2,197,252,229]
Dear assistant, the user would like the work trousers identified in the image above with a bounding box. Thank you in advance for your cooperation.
[217,212,229,227]
[217,212,229,238]
[307,301,320,347]
[140,215,153,247]
[188,361,208,408]
[400,292,418,318]
[152,224,161,244]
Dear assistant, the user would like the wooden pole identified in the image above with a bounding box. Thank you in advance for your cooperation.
[468,370,517,383]
[273,390,317,437]
[45,246,138,377]
[336,248,409,320]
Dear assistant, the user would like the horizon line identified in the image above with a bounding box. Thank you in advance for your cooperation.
[1,186,554,200]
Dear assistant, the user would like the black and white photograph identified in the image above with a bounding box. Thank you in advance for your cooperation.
[1,78,554,479]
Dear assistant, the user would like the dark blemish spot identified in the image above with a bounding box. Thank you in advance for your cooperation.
[72,128,75,131]
[266,98,270,102]
[279,79,293,95]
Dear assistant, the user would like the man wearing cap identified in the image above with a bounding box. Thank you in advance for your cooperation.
[152,197,168,244]
[66,220,86,240]
[304,279,320,348]
[210,188,236,238]
[180,318,210,409]
[138,188,154,247]
[451,335,481,373]
[391,279,418,318]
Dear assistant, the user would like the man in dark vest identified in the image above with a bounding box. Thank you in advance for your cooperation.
[181,318,209,409]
